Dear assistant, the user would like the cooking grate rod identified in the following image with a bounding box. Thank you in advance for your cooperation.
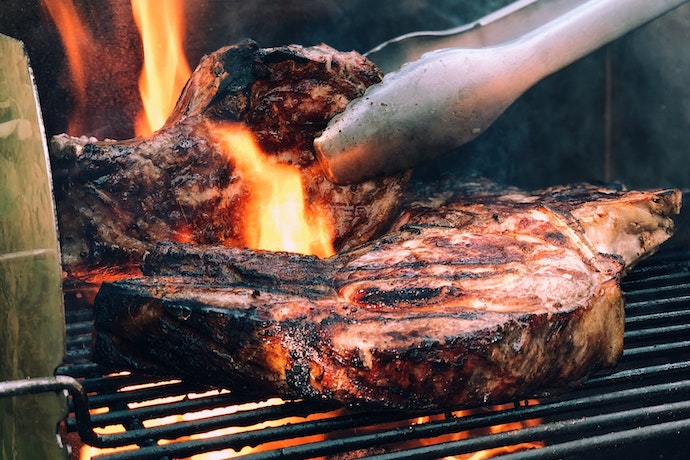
[624,295,690,314]
[75,381,208,409]
[624,269,690,285]
[584,360,690,387]
[624,323,690,340]
[57,362,103,377]
[85,378,690,460]
[622,339,690,357]
[86,410,434,460]
[491,419,690,460]
[625,309,690,325]
[358,402,690,460]
[461,419,690,460]
[57,243,689,459]
[624,284,690,303]
[81,403,378,450]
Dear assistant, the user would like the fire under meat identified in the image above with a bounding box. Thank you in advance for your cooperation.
[50,41,410,275]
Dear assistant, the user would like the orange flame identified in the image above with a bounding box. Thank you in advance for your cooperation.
[40,0,94,135]
[212,123,336,258]
[131,0,192,136]
[76,375,541,460]
[79,375,341,460]
[413,401,544,459]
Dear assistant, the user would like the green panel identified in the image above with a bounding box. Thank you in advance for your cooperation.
[0,34,67,460]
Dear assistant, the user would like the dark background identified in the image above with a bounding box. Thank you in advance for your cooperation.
[1,0,688,190]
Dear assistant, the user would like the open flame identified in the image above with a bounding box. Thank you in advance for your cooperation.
[130,0,191,136]
[44,1,334,258]
[212,122,336,258]
[41,0,191,138]
[40,0,94,135]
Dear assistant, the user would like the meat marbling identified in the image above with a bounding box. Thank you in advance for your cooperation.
[92,180,681,409]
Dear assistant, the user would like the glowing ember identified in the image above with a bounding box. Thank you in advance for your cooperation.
[212,122,336,258]
[130,0,191,136]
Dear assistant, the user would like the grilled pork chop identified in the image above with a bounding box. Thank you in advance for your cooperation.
[93,180,681,409]
[50,40,410,273]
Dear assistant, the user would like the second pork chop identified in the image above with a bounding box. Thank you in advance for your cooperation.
[50,40,410,273]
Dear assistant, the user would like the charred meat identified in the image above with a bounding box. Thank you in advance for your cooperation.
[92,180,681,409]
[50,40,410,274]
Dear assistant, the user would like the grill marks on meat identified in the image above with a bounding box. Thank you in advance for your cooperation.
[93,181,681,409]
[51,40,410,273]
[393,180,681,269]
[342,181,682,315]
[337,229,607,313]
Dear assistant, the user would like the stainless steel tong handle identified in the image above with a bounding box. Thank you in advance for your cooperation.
[365,0,590,73]
[315,0,689,184]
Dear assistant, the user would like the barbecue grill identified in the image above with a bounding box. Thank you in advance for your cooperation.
[2,1,690,459]
[5,240,689,459]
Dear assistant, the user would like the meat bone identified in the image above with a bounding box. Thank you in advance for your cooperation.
[314,0,689,184]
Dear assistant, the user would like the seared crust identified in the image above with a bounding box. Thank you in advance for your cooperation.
[92,181,680,409]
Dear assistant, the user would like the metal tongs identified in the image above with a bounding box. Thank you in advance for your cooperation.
[314,0,689,184]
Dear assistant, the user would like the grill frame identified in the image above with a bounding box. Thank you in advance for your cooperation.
[51,245,690,460]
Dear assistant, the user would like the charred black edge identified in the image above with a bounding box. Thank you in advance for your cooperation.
[206,39,329,122]
[92,279,301,398]
[142,242,338,299]
[207,39,268,117]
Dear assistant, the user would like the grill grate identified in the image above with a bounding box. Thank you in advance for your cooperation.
[57,245,690,460]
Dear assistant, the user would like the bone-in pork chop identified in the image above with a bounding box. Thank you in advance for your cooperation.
[92,180,681,409]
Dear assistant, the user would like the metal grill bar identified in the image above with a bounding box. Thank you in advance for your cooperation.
[495,419,690,460]
[90,411,414,460]
[625,309,690,325]
[88,404,364,450]
[94,379,690,460]
[72,356,690,458]
[584,361,690,388]
[360,405,690,460]
[625,323,690,340]
[623,339,690,357]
